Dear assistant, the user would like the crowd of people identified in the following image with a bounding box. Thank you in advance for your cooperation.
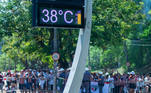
[82,70,151,93]
[0,69,55,93]
[0,68,150,93]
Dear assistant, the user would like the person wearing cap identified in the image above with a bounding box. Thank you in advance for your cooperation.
[58,68,66,92]
[97,72,104,93]
[81,68,92,93]
[128,71,137,93]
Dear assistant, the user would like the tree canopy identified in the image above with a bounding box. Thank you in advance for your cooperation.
[0,0,150,73]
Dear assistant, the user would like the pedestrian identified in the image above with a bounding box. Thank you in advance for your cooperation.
[137,75,144,93]
[103,73,110,93]
[44,71,49,90]
[0,72,3,90]
[19,70,25,92]
[119,77,125,93]
[81,68,92,93]
[144,74,150,93]
[48,70,53,93]
[11,74,17,91]
[128,71,137,93]
[58,68,66,92]
[27,71,33,90]
[113,74,120,93]
[32,70,38,90]
[109,74,114,93]
[6,72,11,90]
[39,74,46,90]
[98,71,104,93]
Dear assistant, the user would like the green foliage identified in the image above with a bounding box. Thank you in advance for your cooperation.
[0,53,14,71]
[89,46,101,71]
[0,0,54,70]
[0,0,149,73]
[91,0,144,48]
[16,64,25,72]
[89,45,125,71]
[88,0,146,72]
[42,55,53,69]
[0,0,78,70]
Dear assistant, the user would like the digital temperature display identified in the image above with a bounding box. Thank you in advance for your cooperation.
[32,3,85,28]
[32,0,85,28]
[39,7,84,28]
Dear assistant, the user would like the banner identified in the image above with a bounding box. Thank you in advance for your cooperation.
[80,82,99,93]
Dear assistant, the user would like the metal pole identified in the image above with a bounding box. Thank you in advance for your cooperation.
[88,47,90,68]
[53,28,58,93]
[15,59,16,71]
[9,57,10,70]
[124,40,129,71]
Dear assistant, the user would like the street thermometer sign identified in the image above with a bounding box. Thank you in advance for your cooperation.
[32,0,85,28]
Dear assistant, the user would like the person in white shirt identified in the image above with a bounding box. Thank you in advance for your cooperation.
[109,74,114,93]
[48,71,54,93]
[39,75,46,90]
[3,74,8,90]
[137,75,144,93]
[144,74,150,93]
[103,73,110,93]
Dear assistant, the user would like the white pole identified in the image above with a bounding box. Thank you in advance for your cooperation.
[63,0,92,92]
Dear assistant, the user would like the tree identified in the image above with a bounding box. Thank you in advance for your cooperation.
[91,0,144,48]
[0,0,147,72]
[0,0,78,70]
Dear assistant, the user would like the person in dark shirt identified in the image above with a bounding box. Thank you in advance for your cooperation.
[27,71,33,90]
[128,72,137,93]
[32,70,38,90]
[58,68,66,92]
[0,72,3,90]
[98,72,104,93]
[81,68,92,93]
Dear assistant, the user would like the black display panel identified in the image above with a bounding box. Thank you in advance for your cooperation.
[32,1,85,28]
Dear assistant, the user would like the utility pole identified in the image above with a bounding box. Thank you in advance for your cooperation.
[124,40,129,71]
[15,58,16,72]
[88,47,90,69]
[53,28,58,93]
